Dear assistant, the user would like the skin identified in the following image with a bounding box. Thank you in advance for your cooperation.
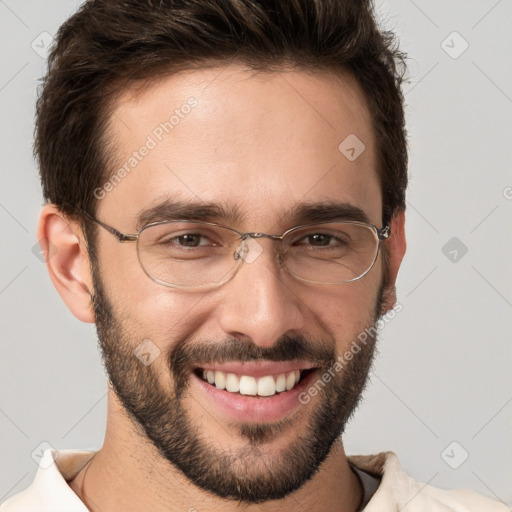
[38,64,406,512]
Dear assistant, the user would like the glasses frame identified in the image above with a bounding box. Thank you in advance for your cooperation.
[81,210,391,290]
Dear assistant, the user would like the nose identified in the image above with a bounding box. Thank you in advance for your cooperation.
[215,238,306,348]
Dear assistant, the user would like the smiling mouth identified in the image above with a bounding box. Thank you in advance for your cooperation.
[193,367,317,397]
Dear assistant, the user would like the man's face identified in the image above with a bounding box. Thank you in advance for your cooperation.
[90,65,387,503]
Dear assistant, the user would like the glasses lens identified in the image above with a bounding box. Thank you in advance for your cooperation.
[282,222,380,284]
[137,222,241,288]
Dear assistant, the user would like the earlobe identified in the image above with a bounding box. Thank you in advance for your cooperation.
[37,204,95,323]
[379,209,406,315]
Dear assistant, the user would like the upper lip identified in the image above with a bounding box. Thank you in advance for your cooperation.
[195,361,318,379]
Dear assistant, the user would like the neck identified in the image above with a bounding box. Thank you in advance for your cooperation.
[69,391,363,512]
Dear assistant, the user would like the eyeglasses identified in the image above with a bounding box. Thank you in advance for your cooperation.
[81,211,390,291]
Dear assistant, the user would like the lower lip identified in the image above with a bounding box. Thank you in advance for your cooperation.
[191,369,319,423]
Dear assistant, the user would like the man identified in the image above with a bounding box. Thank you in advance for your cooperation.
[1,0,508,511]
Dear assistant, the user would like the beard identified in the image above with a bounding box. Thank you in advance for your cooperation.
[91,259,387,504]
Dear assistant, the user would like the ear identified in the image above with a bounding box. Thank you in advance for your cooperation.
[379,209,406,315]
[37,204,95,323]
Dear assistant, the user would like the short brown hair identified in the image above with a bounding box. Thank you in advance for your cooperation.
[35,0,408,234]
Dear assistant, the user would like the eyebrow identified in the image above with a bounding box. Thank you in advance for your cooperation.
[135,197,372,231]
[135,197,244,231]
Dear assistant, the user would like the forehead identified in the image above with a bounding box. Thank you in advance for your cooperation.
[101,64,382,230]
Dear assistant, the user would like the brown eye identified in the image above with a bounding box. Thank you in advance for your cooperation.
[172,234,207,247]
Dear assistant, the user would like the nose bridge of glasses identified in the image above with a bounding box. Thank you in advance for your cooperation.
[233,232,285,265]
[239,232,282,240]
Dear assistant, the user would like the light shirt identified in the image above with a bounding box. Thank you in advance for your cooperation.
[1,449,509,511]
[349,463,381,510]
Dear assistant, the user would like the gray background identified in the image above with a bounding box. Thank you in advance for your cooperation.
[1,0,511,506]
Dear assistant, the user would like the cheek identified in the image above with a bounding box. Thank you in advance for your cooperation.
[124,290,196,341]
[309,270,382,345]
[97,242,198,343]
[97,239,147,290]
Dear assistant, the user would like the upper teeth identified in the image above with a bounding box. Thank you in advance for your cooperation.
[202,369,302,397]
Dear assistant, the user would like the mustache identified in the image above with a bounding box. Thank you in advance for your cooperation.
[169,332,337,378]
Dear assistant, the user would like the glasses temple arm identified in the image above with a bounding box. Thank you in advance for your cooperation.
[379,223,391,240]
[80,209,136,242]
